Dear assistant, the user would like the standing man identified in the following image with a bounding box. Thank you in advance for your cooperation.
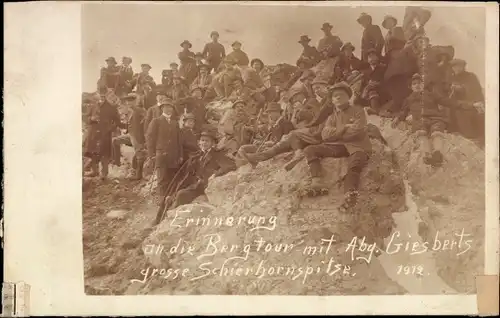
[202,31,226,74]
[317,23,343,59]
[302,82,372,210]
[111,93,147,180]
[101,57,121,91]
[381,15,405,62]
[226,41,250,67]
[118,57,134,96]
[298,35,321,68]
[146,101,183,197]
[357,13,384,62]
[132,63,156,92]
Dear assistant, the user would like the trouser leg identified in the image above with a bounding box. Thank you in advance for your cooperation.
[303,144,350,178]
[100,155,110,178]
[344,151,369,193]
[111,135,131,166]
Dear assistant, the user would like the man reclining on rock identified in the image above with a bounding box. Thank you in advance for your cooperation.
[391,73,456,167]
[153,126,237,226]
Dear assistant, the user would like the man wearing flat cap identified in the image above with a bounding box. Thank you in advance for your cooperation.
[298,35,321,68]
[226,41,250,67]
[382,15,405,60]
[146,100,183,198]
[111,92,147,180]
[202,31,226,73]
[449,58,485,146]
[153,125,236,225]
[357,13,384,62]
[317,22,343,60]
[302,82,371,210]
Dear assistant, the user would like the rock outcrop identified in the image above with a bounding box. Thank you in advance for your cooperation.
[138,134,407,295]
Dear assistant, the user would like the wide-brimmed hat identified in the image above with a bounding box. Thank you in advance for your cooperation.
[357,13,372,24]
[232,41,242,47]
[141,63,152,69]
[330,81,353,98]
[170,62,179,67]
[341,42,355,52]
[450,58,466,67]
[321,22,333,31]
[195,52,204,58]
[250,58,264,68]
[122,56,133,63]
[434,45,455,61]
[382,15,398,29]
[200,126,218,141]
[312,77,329,86]
[210,31,219,37]
[183,113,196,121]
[180,40,192,48]
[298,35,312,43]
[411,73,423,82]
[105,57,117,64]
[266,102,282,113]
[299,69,316,81]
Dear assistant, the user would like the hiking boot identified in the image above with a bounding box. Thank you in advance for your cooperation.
[284,149,305,171]
[423,152,433,166]
[431,150,444,167]
[339,190,359,213]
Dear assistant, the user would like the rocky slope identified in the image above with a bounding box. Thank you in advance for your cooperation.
[82,116,485,295]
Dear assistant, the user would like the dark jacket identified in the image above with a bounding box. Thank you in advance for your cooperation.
[202,42,226,69]
[127,105,146,145]
[451,71,484,103]
[227,50,250,66]
[300,45,322,67]
[83,101,124,158]
[144,104,162,133]
[180,127,199,161]
[384,27,405,56]
[361,24,384,61]
[317,35,343,57]
[146,116,183,168]
[398,90,455,121]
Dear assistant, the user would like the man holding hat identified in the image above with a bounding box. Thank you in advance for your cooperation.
[449,58,485,145]
[226,41,250,67]
[178,40,198,85]
[202,31,226,73]
[317,23,343,59]
[357,13,384,62]
[302,82,371,209]
[111,92,147,180]
[146,100,183,197]
[298,35,321,68]
[153,125,236,225]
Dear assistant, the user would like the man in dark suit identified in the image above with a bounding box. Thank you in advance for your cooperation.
[357,13,385,62]
[146,102,183,196]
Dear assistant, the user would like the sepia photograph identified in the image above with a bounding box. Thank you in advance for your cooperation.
[80,3,489,296]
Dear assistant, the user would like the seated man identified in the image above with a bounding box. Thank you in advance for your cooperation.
[359,48,387,115]
[238,102,294,165]
[154,126,237,225]
[176,87,208,134]
[211,57,242,99]
[190,64,213,97]
[302,82,372,211]
[392,73,456,167]
[217,99,253,156]
[180,113,199,162]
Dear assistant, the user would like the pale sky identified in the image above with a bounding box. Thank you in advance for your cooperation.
[82,3,485,92]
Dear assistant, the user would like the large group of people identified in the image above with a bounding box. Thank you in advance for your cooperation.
[83,8,485,226]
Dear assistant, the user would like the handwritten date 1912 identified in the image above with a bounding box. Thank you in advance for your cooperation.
[396,265,425,276]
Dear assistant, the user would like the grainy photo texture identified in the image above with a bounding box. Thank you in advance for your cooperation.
[81,3,487,296]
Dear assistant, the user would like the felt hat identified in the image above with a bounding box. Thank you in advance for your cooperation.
[250,58,264,68]
[141,63,152,69]
[288,89,307,102]
[122,56,133,63]
[180,40,193,48]
[232,41,242,47]
[190,85,203,93]
[232,99,246,108]
[312,77,329,86]
[298,35,312,43]
[366,48,379,58]
[330,81,353,98]
[200,126,218,141]
[357,13,372,24]
[411,73,423,82]
[266,102,282,113]
[195,52,204,58]
[183,113,196,121]
[198,63,210,71]
[321,22,333,31]
[299,69,316,81]
[105,57,117,64]
[341,42,355,52]
[450,58,466,67]
[382,15,398,29]
[210,31,219,37]
[170,62,179,67]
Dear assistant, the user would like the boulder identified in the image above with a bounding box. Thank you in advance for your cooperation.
[140,136,406,295]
